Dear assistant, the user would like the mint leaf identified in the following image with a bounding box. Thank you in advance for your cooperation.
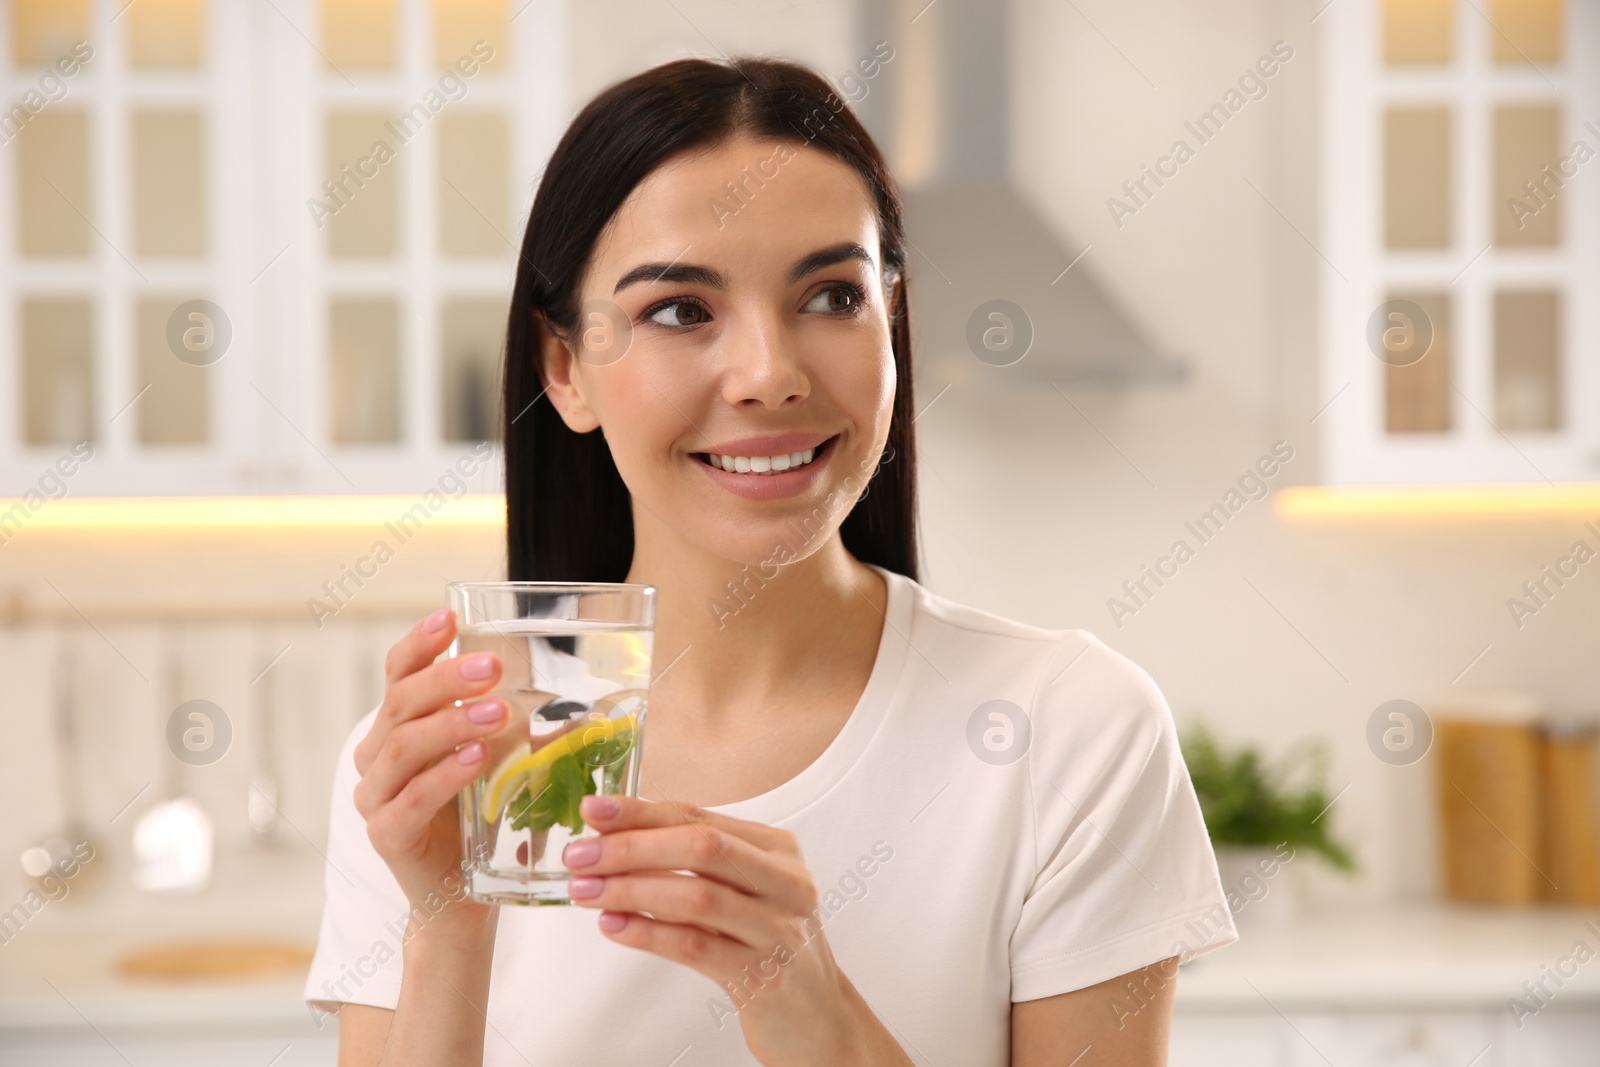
[508,753,594,836]
[549,754,592,835]
[505,730,635,837]
[506,778,555,834]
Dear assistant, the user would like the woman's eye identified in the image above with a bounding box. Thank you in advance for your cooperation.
[644,299,710,327]
[804,285,862,314]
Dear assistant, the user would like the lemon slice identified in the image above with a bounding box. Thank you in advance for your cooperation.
[479,743,542,824]
[479,711,638,824]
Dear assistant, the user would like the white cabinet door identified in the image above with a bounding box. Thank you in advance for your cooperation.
[1494,1006,1600,1067]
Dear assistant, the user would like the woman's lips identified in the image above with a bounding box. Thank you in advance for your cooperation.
[691,435,839,501]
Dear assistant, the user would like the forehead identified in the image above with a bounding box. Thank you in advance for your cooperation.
[588,136,882,282]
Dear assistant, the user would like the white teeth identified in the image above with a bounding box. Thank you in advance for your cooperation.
[704,446,820,475]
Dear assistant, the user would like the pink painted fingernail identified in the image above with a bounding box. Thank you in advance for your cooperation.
[465,699,503,724]
[457,742,485,765]
[564,839,601,868]
[583,795,619,819]
[598,912,628,933]
[459,653,495,680]
[568,876,604,899]
[423,608,451,633]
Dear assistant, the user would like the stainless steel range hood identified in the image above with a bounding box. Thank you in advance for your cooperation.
[860,0,1186,388]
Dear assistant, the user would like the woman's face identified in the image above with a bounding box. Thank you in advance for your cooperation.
[545,135,896,569]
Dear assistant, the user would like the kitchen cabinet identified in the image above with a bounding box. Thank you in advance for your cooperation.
[2,0,569,498]
[1317,1,1600,484]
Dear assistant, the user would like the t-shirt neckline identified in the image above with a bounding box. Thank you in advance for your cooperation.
[703,561,912,826]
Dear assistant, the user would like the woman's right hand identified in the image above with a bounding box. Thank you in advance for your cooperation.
[352,607,507,930]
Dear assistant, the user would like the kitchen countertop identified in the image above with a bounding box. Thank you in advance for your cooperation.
[0,844,326,1032]
[5,858,1599,1032]
[1175,902,1600,1011]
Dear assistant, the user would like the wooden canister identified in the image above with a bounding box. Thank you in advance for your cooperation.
[1539,721,1600,906]
[1434,714,1543,905]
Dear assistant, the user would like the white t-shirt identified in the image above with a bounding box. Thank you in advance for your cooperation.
[304,563,1237,1064]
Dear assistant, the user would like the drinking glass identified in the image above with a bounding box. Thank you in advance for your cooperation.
[450,581,655,904]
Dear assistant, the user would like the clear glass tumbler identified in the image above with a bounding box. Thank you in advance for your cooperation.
[450,581,655,904]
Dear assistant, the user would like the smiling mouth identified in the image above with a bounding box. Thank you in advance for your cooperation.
[692,434,840,475]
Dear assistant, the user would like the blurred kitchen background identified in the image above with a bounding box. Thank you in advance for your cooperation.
[2,0,1598,1063]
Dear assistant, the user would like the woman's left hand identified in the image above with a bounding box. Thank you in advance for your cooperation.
[562,793,912,1067]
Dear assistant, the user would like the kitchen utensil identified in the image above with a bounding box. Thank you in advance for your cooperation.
[247,628,281,844]
[132,631,214,894]
[20,629,106,900]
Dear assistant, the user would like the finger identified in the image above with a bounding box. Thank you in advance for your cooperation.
[384,608,456,687]
[383,646,504,729]
[354,697,509,812]
[570,873,780,950]
[364,737,490,857]
[563,823,806,906]
[593,910,750,983]
[358,610,460,774]
[583,794,795,854]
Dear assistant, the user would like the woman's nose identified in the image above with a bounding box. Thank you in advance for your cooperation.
[719,313,810,408]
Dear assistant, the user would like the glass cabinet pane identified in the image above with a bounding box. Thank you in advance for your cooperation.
[433,0,505,70]
[1385,107,1452,249]
[128,0,206,69]
[324,111,400,258]
[439,112,508,257]
[329,298,401,443]
[1494,290,1560,431]
[1384,290,1451,433]
[441,298,504,441]
[137,297,210,445]
[1383,0,1453,65]
[22,298,94,445]
[10,0,89,65]
[1489,0,1563,64]
[1493,104,1561,247]
[133,109,207,258]
[17,109,91,257]
[321,0,396,70]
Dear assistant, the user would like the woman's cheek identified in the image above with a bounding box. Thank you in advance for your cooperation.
[836,339,894,436]
[625,377,694,480]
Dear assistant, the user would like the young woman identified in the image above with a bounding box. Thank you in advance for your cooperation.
[305,57,1236,1066]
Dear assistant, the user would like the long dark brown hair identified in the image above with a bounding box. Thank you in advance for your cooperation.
[502,57,919,584]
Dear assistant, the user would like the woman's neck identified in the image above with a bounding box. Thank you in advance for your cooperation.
[623,524,888,734]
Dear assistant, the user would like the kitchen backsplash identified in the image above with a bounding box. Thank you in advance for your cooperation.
[0,615,404,911]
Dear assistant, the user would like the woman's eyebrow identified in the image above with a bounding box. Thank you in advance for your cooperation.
[614,262,724,294]
[611,241,873,295]
[785,241,873,283]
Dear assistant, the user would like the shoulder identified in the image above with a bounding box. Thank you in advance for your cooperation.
[897,571,1170,733]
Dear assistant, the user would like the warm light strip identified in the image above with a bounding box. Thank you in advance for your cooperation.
[0,495,507,530]
[1276,484,1600,520]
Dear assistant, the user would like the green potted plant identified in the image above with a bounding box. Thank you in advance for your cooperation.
[1180,721,1357,929]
